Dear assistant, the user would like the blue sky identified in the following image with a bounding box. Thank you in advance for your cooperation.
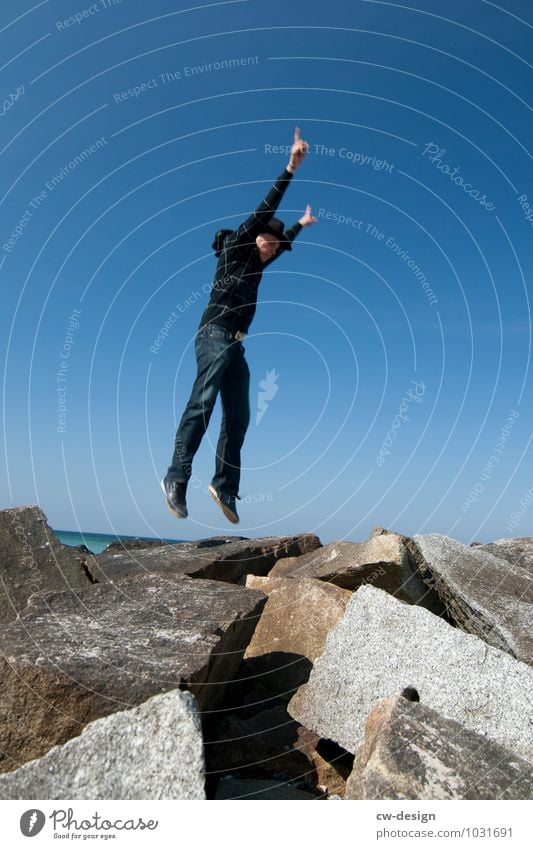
[1,0,532,544]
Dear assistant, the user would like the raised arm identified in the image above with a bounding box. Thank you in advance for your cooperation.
[230,127,310,248]
[260,204,318,267]
[286,205,318,241]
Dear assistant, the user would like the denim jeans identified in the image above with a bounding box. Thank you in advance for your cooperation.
[167,323,250,497]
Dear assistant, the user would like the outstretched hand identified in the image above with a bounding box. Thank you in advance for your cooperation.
[288,126,310,171]
[299,204,318,228]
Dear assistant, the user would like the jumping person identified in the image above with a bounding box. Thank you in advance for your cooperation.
[161,127,317,524]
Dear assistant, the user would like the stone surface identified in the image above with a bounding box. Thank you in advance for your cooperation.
[0,689,205,799]
[288,585,533,762]
[206,702,316,783]
[214,777,320,799]
[206,696,353,796]
[101,534,248,554]
[268,529,445,613]
[310,738,354,798]
[94,534,321,585]
[101,537,175,553]
[472,537,533,574]
[243,576,351,697]
[0,573,266,773]
[0,506,98,623]
[345,695,533,800]
[411,534,533,664]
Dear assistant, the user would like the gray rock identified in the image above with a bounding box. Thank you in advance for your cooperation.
[472,538,533,574]
[94,533,321,585]
[0,573,266,773]
[243,576,351,697]
[0,689,205,799]
[268,529,445,614]
[268,531,406,589]
[101,537,174,552]
[101,534,247,554]
[288,585,533,762]
[346,695,533,800]
[0,506,98,623]
[411,534,533,664]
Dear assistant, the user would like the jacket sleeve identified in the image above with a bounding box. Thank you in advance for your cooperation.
[228,167,295,249]
[283,221,303,245]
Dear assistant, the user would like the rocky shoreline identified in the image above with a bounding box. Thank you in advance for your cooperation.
[0,505,531,799]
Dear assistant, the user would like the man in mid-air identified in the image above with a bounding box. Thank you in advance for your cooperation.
[162,127,317,524]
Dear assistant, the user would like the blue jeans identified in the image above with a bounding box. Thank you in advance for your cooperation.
[167,323,250,497]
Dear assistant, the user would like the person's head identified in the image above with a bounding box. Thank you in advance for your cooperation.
[255,231,280,262]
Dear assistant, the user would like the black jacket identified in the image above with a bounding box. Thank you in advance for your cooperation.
[198,167,302,334]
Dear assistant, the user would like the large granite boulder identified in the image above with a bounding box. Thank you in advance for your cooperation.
[288,585,533,762]
[0,573,266,773]
[268,529,445,613]
[0,689,205,799]
[472,537,533,574]
[94,534,321,584]
[243,576,351,697]
[345,695,533,800]
[0,506,99,623]
[101,537,176,552]
[101,534,247,554]
[410,534,533,665]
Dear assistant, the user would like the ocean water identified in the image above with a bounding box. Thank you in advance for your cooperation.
[54,530,184,555]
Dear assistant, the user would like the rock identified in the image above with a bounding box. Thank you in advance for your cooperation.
[472,537,533,574]
[309,738,355,798]
[94,534,321,585]
[268,532,407,589]
[288,585,533,762]
[214,777,320,799]
[206,702,316,783]
[268,529,446,613]
[0,573,266,773]
[0,506,99,623]
[410,534,533,664]
[243,576,351,697]
[0,689,205,799]
[102,537,172,552]
[345,695,533,800]
[205,696,353,796]
[72,543,92,554]
[101,534,247,554]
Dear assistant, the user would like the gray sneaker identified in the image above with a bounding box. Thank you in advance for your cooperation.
[161,477,188,519]
[208,484,241,524]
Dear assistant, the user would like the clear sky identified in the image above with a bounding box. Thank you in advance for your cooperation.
[1,0,532,544]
